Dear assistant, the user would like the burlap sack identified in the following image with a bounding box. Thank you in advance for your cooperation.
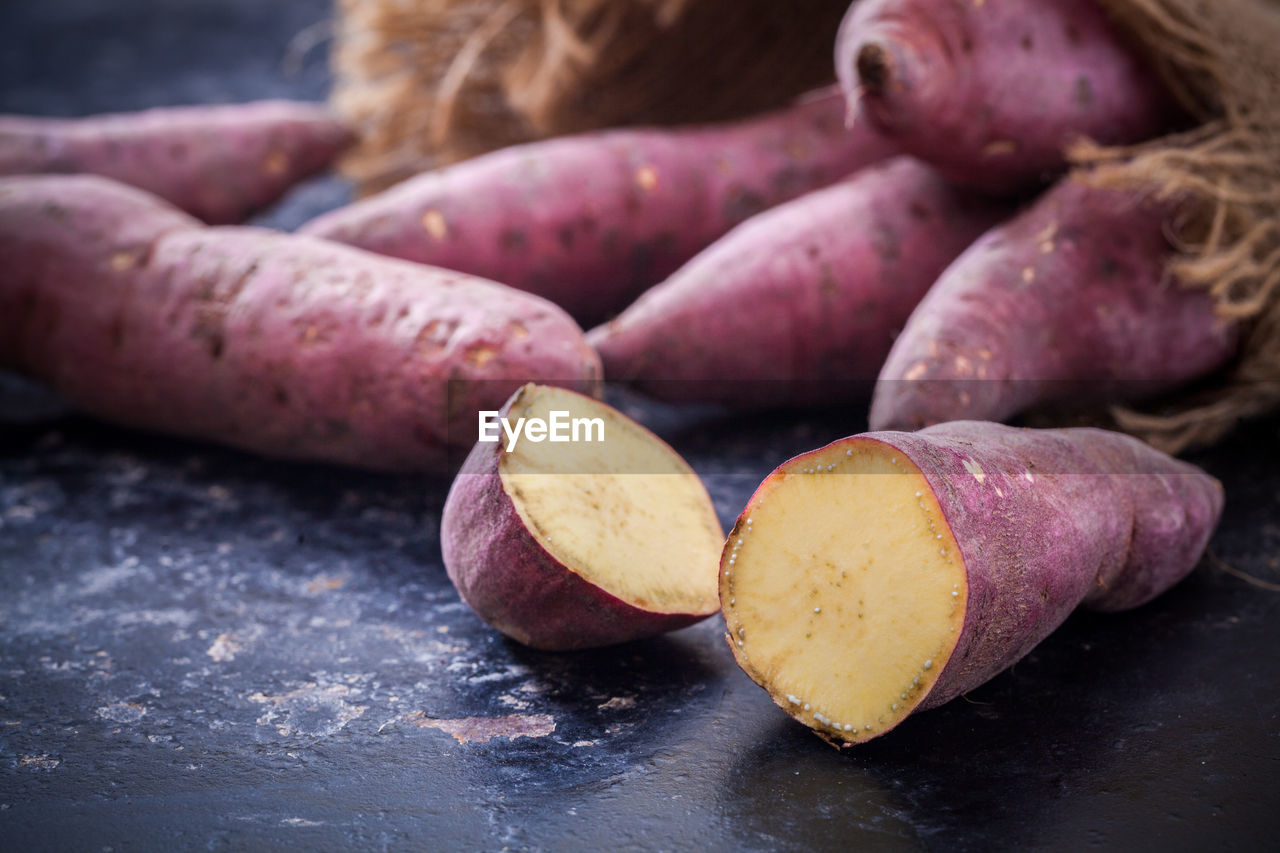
[1073,0,1280,452]
[330,0,1280,453]
[330,0,849,192]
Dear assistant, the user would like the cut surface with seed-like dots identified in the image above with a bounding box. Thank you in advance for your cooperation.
[501,385,723,615]
[721,437,967,743]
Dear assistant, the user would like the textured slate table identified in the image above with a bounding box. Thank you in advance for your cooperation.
[2,2,1278,850]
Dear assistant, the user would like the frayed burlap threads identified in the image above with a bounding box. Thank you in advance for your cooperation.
[1076,0,1280,452]
[330,0,849,194]
[331,0,538,193]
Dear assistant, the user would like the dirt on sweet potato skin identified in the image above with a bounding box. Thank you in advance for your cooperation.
[838,0,1180,193]
[587,157,1011,406]
[0,175,601,471]
[300,88,897,324]
[0,101,353,224]
[883,422,1223,710]
[869,175,1239,432]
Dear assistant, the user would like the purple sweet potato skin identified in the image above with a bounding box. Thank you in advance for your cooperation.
[300,88,897,323]
[869,176,1238,432]
[441,393,708,650]
[837,0,1177,193]
[864,422,1223,711]
[587,157,1009,406]
[0,175,601,471]
[0,101,352,223]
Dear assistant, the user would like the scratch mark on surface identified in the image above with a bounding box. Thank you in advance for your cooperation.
[468,665,528,684]
[96,702,147,724]
[249,683,367,738]
[18,754,61,770]
[79,560,142,595]
[414,713,556,744]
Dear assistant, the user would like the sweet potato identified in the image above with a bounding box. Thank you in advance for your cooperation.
[0,175,601,471]
[722,420,1223,744]
[300,88,897,323]
[836,0,1177,193]
[869,176,1239,432]
[442,383,724,650]
[587,157,1009,406]
[0,101,352,223]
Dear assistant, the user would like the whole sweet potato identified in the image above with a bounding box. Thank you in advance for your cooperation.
[0,175,601,470]
[0,101,352,223]
[301,88,897,323]
[836,0,1178,193]
[870,175,1239,432]
[588,157,1009,406]
[722,420,1223,744]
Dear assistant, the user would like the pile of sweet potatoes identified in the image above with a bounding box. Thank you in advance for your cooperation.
[1,0,1239,748]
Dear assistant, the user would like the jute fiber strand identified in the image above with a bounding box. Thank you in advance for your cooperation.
[329,0,850,193]
[329,0,1280,452]
[1074,0,1280,452]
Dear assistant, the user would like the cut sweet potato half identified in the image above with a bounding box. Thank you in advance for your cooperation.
[722,422,1223,744]
[442,383,723,650]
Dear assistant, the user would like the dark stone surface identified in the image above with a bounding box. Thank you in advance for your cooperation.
[2,2,1278,850]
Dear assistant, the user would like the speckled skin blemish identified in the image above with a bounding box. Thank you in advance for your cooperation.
[300,88,897,324]
[0,101,353,224]
[0,175,602,471]
[870,178,1239,431]
[837,0,1180,193]
[891,422,1224,710]
[588,158,1009,407]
